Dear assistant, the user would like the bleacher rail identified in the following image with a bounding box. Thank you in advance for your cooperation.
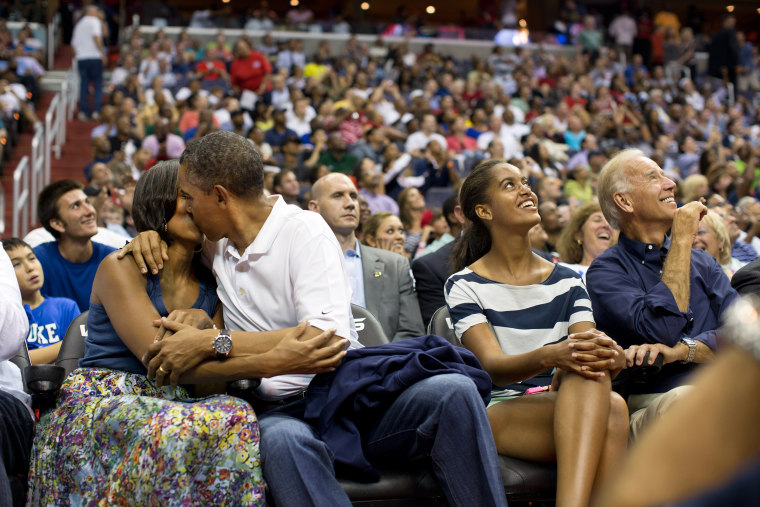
[6,67,76,238]
[30,122,44,225]
[12,156,30,238]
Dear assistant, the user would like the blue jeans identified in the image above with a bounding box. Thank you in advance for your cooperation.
[259,373,507,507]
[77,58,103,117]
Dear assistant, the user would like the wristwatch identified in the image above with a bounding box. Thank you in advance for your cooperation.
[213,329,233,358]
[680,337,697,364]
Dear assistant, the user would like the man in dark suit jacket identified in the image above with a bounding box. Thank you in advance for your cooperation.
[309,173,425,341]
[413,239,457,327]
[731,257,760,295]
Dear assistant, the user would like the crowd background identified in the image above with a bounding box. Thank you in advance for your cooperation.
[16,0,754,282]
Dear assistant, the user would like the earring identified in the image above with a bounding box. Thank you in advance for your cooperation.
[193,244,203,254]
[162,221,168,233]
[577,240,582,246]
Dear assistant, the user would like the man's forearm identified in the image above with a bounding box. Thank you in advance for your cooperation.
[661,239,692,312]
[178,353,275,383]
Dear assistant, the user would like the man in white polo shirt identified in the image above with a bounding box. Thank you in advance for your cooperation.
[125,131,506,507]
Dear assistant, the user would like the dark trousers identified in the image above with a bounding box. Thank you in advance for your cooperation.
[77,58,103,117]
[0,391,34,507]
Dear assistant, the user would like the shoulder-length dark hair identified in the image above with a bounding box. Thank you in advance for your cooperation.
[451,159,505,273]
[131,160,180,245]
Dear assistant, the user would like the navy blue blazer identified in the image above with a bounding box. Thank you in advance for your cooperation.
[303,335,491,481]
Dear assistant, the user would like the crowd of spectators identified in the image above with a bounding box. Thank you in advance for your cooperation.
[69,6,759,282]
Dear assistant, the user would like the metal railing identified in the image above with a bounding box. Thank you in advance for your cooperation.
[12,156,30,238]
[6,67,76,238]
[47,13,61,69]
[65,67,78,122]
[0,183,5,235]
[29,122,44,225]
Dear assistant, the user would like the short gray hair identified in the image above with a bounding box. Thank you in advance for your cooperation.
[736,196,759,212]
[597,149,643,229]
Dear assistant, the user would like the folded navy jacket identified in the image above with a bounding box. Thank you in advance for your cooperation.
[303,334,492,481]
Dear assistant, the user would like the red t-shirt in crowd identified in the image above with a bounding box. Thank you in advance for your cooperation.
[230,50,273,92]
[196,60,226,80]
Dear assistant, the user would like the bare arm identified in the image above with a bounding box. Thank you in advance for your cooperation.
[145,320,348,386]
[661,201,707,312]
[29,342,63,365]
[91,253,165,361]
[461,321,615,386]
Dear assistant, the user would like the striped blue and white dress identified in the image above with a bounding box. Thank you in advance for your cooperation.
[445,263,595,402]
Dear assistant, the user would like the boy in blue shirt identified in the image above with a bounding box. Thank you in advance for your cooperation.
[2,238,80,364]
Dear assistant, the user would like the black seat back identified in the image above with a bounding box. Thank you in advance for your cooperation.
[9,343,31,393]
[426,306,461,347]
[350,304,390,347]
[56,311,88,377]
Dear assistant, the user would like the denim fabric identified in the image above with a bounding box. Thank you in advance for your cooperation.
[77,58,103,117]
[259,374,507,507]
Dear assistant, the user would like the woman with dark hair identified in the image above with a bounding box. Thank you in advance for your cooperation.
[556,200,617,281]
[27,160,268,505]
[445,160,628,507]
[397,187,432,257]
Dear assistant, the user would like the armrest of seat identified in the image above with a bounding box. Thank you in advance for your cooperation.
[23,364,67,412]
[226,378,262,405]
[612,351,665,398]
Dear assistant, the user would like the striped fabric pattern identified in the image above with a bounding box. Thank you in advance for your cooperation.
[445,264,595,356]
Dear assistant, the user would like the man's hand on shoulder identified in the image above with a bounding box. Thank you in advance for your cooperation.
[117,230,168,274]
[671,201,707,245]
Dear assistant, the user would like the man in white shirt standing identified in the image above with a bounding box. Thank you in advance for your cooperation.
[71,6,106,120]
[0,246,35,506]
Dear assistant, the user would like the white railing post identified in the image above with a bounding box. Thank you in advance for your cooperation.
[30,123,45,225]
[58,82,67,148]
[12,156,30,238]
[47,13,60,69]
[0,183,5,236]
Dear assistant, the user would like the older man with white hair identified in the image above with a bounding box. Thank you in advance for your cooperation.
[586,149,738,439]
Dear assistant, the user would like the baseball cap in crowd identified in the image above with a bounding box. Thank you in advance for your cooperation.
[409,89,425,99]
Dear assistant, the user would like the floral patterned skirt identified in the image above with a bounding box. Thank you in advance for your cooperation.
[27,367,266,506]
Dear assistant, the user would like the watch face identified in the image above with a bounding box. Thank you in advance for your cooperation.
[214,334,232,355]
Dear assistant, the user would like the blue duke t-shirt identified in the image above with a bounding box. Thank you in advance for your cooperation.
[25,297,81,350]
[34,241,116,312]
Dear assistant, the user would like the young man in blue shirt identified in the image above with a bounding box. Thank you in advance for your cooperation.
[33,179,116,312]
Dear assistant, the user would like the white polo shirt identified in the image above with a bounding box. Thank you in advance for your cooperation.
[207,195,361,400]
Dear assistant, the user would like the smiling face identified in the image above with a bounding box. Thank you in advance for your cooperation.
[7,245,44,300]
[692,222,723,261]
[52,189,98,240]
[578,211,615,263]
[621,156,677,227]
[480,163,540,233]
